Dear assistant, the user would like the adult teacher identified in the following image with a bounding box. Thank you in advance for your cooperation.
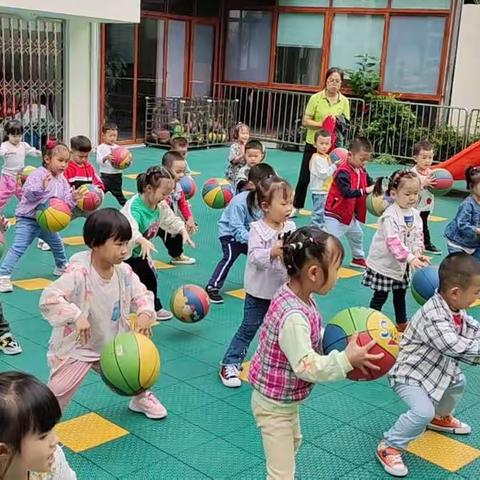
[292,67,350,215]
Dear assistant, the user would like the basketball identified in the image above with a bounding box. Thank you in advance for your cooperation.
[111,147,132,170]
[428,168,453,196]
[17,165,36,187]
[411,265,439,306]
[100,332,160,396]
[170,284,210,323]
[180,175,197,200]
[76,184,104,212]
[202,178,234,209]
[330,147,348,164]
[322,307,399,381]
[207,132,217,142]
[35,198,71,232]
[366,193,389,217]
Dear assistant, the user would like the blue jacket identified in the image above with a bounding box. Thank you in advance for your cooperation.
[218,191,260,244]
[444,196,480,249]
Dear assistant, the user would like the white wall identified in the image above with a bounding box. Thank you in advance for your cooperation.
[0,0,139,22]
[450,5,480,116]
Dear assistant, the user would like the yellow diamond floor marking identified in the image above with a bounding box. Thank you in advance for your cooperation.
[470,299,480,308]
[124,173,139,179]
[190,170,201,176]
[366,223,379,229]
[123,190,134,196]
[153,260,175,270]
[12,278,52,290]
[63,236,85,246]
[299,209,311,216]
[7,217,16,225]
[429,215,447,222]
[227,288,246,300]
[239,360,250,382]
[56,412,128,453]
[407,430,480,472]
[339,267,362,279]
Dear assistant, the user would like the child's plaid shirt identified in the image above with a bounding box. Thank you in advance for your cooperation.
[389,292,480,402]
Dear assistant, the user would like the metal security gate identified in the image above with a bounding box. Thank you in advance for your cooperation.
[0,15,63,149]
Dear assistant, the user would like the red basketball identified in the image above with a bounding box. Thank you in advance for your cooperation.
[428,168,453,196]
[111,147,132,170]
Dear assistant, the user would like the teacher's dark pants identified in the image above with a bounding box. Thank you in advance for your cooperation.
[293,142,316,209]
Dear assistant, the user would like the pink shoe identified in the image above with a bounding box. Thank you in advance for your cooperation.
[129,391,168,420]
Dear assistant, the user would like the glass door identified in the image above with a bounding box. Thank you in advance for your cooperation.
[191,22,215,97]
[166,20,187,97]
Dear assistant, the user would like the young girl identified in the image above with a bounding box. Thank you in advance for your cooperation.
[206,163,275,304]
[248,226,383,479]
[225,122,249,183]
[0,119,41,212]
[363,171,429,331]
[220,175,295,387]
[0,142,79,293]
[40,208,166,419]
[444,166,480,259]
[121,166,194,321]
[0,371,76,480]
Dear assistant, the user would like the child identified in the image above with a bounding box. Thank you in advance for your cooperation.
[0,142,78,293]
[0,371,76,479]
[444,166,480,258]
[0,119,41,212]
[233,139,265,193]
[220,176,295,387]
[309,129,337,229]
[0,302,22,355]
[121,166,194,321]
[324,137,375,268]
[40,208,166,419]
[376,253,480,477]
[96,122,126,206]
[160,150,197,265]
[410,140,441,255]
[170,136,191,174]
[363,171,429,332]
[249,226,383,479]
[225,122,249,183]
[206,163,275,304]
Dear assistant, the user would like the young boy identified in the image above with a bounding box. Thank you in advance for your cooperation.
[324,137,374,268]
[96,123,127,206]
[376,252,480,477]
[159,150,196,265]
[410,140,441,255]
[309,129,338,229]
[0,303,21,355]
[233,139,265,193]
[170,136,191,174]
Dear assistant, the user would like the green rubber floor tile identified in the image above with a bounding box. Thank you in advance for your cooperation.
[73,380,127,411]
[300,407,345,441]
[222,424,264,458]
[183,399,255,437]
[305,382,336,399]
[157,382,218,415]
[12,320,51,347]
[186,372,244,400]
[3,338,49,382]
[0,359,14,372]
[339,381,398,408]
[449,406,480,449]
[310,425,378,466]
[152,344,184,363]
[353,409,398,438]
[296,442,357,479]
[456,391,480,413]
[227,463,266,479]
[223,386,255,413]
[163,356,216,381]
[64,449,117,479]
[120,456,211,479]
[62,400,90,421]
[150,372,182,391]
[157,328,220,356]
[82,435,166,478]
[186,342,230,367]
[3,303,36,322]
[380,398,408,416]
[175,437,262,479]
[337,465,390,479]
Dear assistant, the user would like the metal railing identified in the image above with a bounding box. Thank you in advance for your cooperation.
[468,109,480,139]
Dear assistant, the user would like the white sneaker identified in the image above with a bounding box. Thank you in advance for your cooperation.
[170,254,196,265]
[0,333,22,355]
[219,365,241,388]
[0,276,13,293]
[37,239,51,251]
[53,265,68,276]
[156,309,173,321]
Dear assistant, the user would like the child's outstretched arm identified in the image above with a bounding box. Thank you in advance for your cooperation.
[336,171,373,198]
[22,142,42,157]
[128,269,156,336]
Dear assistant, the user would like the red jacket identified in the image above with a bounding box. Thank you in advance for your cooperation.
[325,161,372,225]
[166,183,192,221]
[64,160,105,191]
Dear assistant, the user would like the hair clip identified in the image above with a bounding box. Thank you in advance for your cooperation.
[46,138,57,149]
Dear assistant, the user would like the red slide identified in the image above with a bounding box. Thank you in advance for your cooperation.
[435,140,480,180]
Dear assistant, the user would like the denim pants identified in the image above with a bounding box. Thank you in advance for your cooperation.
[447,244,480,260]
[311,194,327,229]
[0,217,68,276]
[222,294,271,366]
[324,216,365,259]
[384,375,466,449]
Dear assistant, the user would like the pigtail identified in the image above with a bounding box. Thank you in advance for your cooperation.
[372,177,385,197]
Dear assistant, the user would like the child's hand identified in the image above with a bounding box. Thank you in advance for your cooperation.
[0,216,9,233]
[72,188,84,201]
[345,333,384,376]
[186,217,198,235]
[271,240,284,259]
[104,154,113,163]
[135,312,154,337]
[365,185,374,194]
[43,174,52,189]
[411,256,430,269]
[138,237,157,259]
[182,229,196,248]
[423,175,436,188]
[76,317,91,345]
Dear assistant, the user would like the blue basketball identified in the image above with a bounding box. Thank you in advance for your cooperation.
[411,265,439,305]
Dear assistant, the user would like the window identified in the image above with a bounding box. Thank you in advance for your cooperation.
[275,13,324,86]
[391,0,450,9]
[224,10,272,82]
[329,15,384,71]
[383,16,445,95]
[333,0,387,6]
[192,24,214,96]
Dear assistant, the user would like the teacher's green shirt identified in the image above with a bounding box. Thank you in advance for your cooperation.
[304,90,350,145]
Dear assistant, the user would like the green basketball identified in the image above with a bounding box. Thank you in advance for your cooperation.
[100,332,160,396]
